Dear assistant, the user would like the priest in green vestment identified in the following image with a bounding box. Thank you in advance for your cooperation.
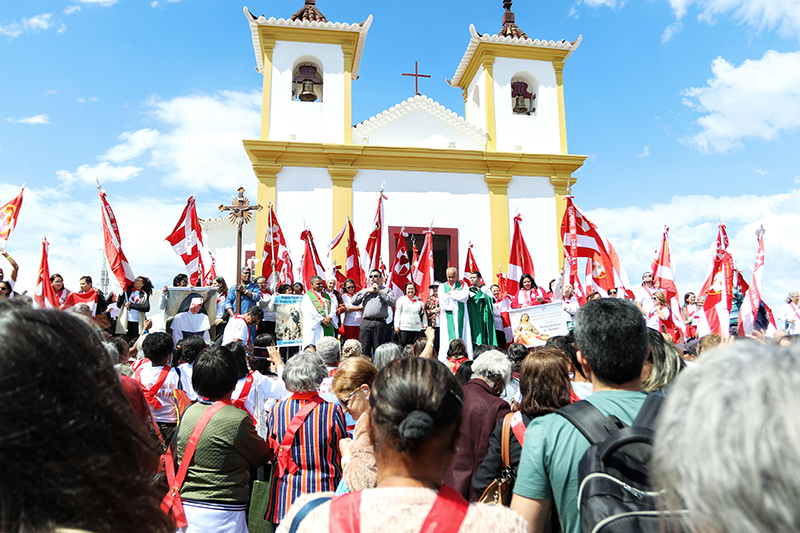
[467,271,497,347]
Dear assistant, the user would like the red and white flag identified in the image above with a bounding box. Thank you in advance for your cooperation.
[388,230,413,300]
[0,186,24,250]
[261,203,293,287]
[697,223,734,337]
[62,289,99,316]
[345,219,367,290]
[738,227,775,336]
[165,196,209,286]
[462,242,482,286]
[412,227,435,300]
[33,238,59,309]
[363,191,387,277]
[99,188,135,291]
[650,227,685,343]
[300,228,326,290]
[561,197,632,298]
[507,214,535,298]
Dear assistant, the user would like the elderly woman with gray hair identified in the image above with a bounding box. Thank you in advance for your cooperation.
[264,351,348,526]
[443,349,512,501]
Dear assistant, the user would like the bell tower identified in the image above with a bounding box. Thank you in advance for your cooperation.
[448,0,580,155]
[244,1,372,144]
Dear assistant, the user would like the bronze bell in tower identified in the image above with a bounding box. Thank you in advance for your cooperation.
[298,79,318,102]
[513,94,528,114]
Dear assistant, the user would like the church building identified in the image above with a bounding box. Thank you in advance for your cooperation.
[206,0,585,286]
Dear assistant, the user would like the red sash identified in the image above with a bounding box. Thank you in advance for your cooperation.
[233,372,255,411]
[161,400,231,528]
[234,314,250,344]
[329,485,469,533]
[270,394,324,477]
[509,412,526,447]
[135,365,171,409]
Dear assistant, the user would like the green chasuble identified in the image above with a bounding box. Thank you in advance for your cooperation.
[468,286,497,346]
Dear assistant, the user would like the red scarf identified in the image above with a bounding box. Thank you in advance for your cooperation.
[233,372,255,412]
[269,393,323,477]
[233,314,251,344]
[135,365,171,409]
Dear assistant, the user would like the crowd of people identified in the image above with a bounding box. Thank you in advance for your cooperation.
[2,252,800,533]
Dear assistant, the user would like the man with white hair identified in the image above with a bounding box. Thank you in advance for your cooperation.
[443,349,512,501]
[170,296,211,346]
[316,336,341,403]
[652,343,800,532]
[777,290,800,334]
[438,267,473,361]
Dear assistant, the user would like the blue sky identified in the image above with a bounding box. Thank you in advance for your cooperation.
[1,0,799,308]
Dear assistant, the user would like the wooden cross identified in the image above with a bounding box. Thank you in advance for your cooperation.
[219,187,262,313]
[402,61,431,96]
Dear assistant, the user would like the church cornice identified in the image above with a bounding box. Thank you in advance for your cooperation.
[244,7,372,78]
[242,140,585,181]
[352,94,487,145]
[448,24,581,90]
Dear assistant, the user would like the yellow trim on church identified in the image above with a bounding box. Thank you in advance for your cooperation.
[260,39,276,140]
[483,59,497,151]
[485,174,513,277]
[553,61,568,154]
[251,164,282,266]
[328,167,358,267]
[256,26,362,73]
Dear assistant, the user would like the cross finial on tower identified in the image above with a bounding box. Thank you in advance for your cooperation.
[291,0,327,22]
[499,0,529,40]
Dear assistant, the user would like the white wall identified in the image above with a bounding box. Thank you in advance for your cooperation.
[357,107,484,151]
[507,176,560,287]
[269,41,345,144]
[467,68,487,132]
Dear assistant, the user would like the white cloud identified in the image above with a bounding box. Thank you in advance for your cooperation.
[7,114,50,124]
[581,0,625,8]
[100,129,160,163]
[64,5,82,14]
[639,145,650,157]
[75,0,118,6]
[681,50,800,152]
[57,24,67,34]
[46,90,57,95]
[151,1,159,6]
[568,7,580,19]
[746,163,768,175]
[669,0,800,39]
[56,162,143,187]
[662,21,684,43]
[0,13,54,38]
[77,97,98,104]
[147,90,262,192]
[584,189,800,308]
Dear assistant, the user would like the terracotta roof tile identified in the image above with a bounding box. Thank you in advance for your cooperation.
[291,0,327,23]
[499,0,529,40]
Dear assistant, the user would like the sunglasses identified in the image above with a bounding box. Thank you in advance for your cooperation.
[369,275,380,279]
[340,388,359,410]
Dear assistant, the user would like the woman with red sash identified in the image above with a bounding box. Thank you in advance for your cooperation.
[264,351,348,526]
[512,274,551,308]
[276,357,527,533]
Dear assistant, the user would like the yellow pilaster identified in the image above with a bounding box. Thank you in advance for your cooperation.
[550,174,575,268]
[342,43,355,144]
[553,60,568,155]
[329,166,358,267]
[260,38,276,141]
[485,173,513,280]
[253,164,282,268]
[462,88,469,120]
[483,58,497,151]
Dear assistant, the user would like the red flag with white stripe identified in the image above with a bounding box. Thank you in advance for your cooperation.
[345,219,367,290]
[697,223,734,337]
[98,188,135,291]
[561,197,633,299]
[388,230,413,300]
[412,228,435,300]
[0,186,24,250]
[33,238,59,309]
[507,214,535,298]
[462,243,481,286]
[261,203,293,287]
[300,228,326,290]
[165,196,208,286]
[363,191,387,277]
[62,289,99,316]
[650,227,685,343]
[738,227,775,336]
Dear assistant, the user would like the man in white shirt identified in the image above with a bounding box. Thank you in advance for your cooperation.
[134,332,181,443]
[632,272,658,321]
[222,306,263,349]
[778,291,800,335]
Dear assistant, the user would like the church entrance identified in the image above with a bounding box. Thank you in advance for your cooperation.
[388,226,458,283]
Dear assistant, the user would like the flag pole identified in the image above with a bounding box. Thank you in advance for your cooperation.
[268,202,277,286]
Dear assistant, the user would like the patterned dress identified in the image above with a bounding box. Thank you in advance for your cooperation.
[264,393,347,524]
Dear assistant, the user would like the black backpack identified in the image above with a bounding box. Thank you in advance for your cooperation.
[556,393,679,533]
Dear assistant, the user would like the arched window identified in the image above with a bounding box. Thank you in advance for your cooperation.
[292,60,323,102]
[510,72,537,116]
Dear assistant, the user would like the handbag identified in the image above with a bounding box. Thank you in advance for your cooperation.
[478,412,514,506]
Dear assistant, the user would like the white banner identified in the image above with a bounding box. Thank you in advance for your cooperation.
[507,302,568,348]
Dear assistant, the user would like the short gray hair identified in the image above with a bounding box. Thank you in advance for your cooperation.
[374,343,402,371]
[342,339,362,358]
[787,291,799,303]
[653,343,800,532]
[282,351,327,393]
[316,336,341,367]
[471,350,512,387]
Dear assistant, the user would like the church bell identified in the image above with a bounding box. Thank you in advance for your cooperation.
[513,94,528,114]
[298,79,318,102]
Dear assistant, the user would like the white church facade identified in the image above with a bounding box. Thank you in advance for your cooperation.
[204,0,585,286]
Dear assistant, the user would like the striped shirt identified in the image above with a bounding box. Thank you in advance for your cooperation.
[264,393,347,524]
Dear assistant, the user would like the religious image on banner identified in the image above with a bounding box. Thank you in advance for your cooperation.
[162,287,218,342]
[507,303,568,348]
[275,294,303,346]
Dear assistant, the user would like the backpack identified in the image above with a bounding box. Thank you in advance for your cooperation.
[556,393,678,533]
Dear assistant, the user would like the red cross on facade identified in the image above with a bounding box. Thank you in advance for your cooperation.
[401,61,431,96]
